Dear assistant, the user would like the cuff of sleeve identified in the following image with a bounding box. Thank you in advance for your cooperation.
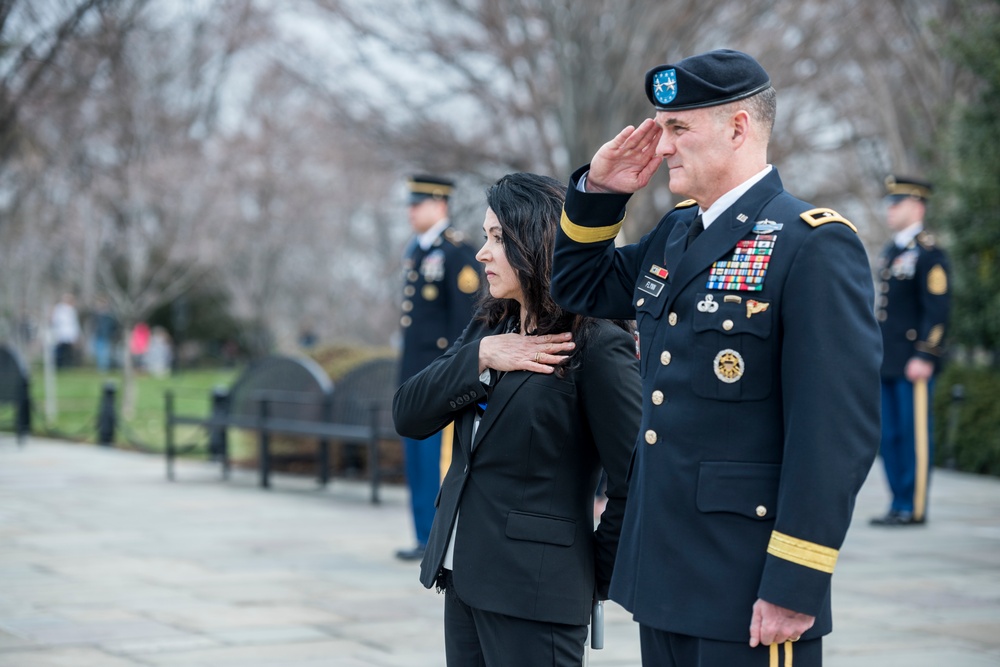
[759,533,836,616]
[562,165,631,244]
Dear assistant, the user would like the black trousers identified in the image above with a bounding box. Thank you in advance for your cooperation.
[640,624,822,667]
[441,571,588,667]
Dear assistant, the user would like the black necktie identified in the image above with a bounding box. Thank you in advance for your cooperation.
[685,215,704,250]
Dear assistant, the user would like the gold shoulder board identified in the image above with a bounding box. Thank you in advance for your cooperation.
[675,199,698,209]
[917,231,938,249]
[800,208,858,233]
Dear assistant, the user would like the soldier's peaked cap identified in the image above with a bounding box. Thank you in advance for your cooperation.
[645,49,771,112]
[408,175,454,205]
[884,175,933,202]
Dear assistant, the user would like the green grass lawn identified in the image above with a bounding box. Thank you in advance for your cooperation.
[2,366,240,453]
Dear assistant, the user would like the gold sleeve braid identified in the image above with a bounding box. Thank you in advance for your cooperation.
[767,531,839,574]
[559,210,623,244]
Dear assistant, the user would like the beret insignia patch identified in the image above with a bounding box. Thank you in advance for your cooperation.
[652,69,678,105]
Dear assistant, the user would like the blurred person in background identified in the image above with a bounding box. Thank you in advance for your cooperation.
[90,296,118,373]
[871,175,951,527]
[50,293,80,369]
[395,174,482,562]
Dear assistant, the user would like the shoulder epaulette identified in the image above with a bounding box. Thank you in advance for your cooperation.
[443,227,466,245]
[675,199,698,209]
[800,208,858,234]
[916,231,937,249]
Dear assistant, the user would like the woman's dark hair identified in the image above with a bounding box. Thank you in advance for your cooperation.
[476,172,630,372]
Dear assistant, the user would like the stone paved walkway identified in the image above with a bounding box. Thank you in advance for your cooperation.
[0,435,998,666]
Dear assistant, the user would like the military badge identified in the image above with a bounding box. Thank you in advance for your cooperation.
[697,294,720,313]
[707,234,776,291]
[420,250,445,282]
[752,220,783,234]
[714,349,744,383]
[652,69,678,105]
[745,299,769,318]
[649,264,669,279]
[890,249,917,280]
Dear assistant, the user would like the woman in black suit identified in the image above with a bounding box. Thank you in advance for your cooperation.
[393,172,641,666]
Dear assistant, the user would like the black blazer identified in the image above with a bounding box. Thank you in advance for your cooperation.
[393,316,641,626]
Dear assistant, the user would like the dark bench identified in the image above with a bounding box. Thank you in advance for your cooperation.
[0,344,31,444]
[164,355,400,503]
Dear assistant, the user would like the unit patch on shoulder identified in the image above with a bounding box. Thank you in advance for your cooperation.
[458,265,480,294]
[800,208,858,233]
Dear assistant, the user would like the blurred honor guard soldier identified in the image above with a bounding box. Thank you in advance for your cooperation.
[871,176,951,527]
[550,50,881,666]
[397,174,481,561]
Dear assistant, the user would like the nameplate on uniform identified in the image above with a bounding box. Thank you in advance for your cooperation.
[638,276,665,297]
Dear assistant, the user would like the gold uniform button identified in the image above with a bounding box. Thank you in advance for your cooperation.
[636,298,645,307]
[660,351,672,365]
[400,315,412,327]
[401,300,413,312]
[668,312,678,326]
[879,282,889,293]
[877,296,888,307]
[644,429,657,445]
[906,329,917,341]
[407,270,419,281]
[403,285,416,297]
[756,505,767,517]
[651,390,664,405]
[437,337,449,349]
[876,310,887,322]
[723,319,734,331]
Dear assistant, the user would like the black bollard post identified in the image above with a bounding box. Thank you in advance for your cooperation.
[944,383,964,470]
[16,373,30,445]
[208,387,229,458]
[97,381,117,446]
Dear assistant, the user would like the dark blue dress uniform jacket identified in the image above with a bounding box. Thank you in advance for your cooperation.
[550,166,882,642]
[393,317,641,625]
[875,232,950,378]
[400,227,481,383]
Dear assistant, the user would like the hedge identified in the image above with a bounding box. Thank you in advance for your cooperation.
[933,363,1000,476]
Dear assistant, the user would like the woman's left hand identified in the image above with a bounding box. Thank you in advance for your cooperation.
[479,332,574,374]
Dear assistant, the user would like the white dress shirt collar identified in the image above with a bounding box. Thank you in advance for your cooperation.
[699,165,773,229]
[418,218,450,250]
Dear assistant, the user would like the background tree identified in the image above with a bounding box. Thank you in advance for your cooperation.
[0,0,994,370]
[936,0,1000,357]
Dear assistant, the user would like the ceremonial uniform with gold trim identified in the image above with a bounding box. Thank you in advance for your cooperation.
[400,227,481,383]
[399,220,481,555]
[551,165,881,646]
[875,226,950,522]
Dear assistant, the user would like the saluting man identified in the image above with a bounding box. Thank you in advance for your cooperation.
[550,50,881,666]
[396,174,481,561]
[871,175,951,527]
